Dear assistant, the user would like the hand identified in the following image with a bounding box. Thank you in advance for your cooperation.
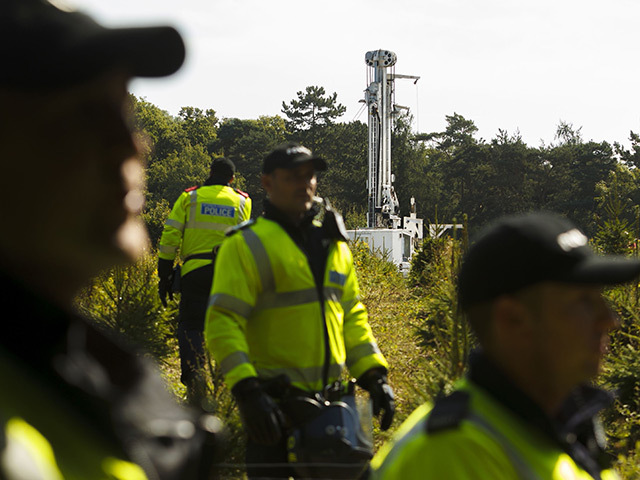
[232,378,285,445]
[358,368,395,431]
[158,278,173,307]
[157,258,174,307]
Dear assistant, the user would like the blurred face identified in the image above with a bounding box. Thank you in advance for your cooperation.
[0,71,147,295]
[261,161,318,221]
[524,283,618,392]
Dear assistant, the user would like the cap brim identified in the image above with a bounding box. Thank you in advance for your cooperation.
[290,156,326,172]
[0,6,185,89]
[563,256,640,286]
[86,26,185,78]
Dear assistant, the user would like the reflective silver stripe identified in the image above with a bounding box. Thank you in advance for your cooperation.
[220,351,251,375]
[165,218,184,230]
[242,228,275,291]
[256,362,344,385]
[346,342,382,369]
[238,194,248,220]
[255,288,318,311]
[251,287,345,312]
[324,286,343,303]
[158,244,178,255]
[341,297,359,313]
[209,293,253,318]
[467,413,541,480]
[185,221,230,231]
[186,189,199,228]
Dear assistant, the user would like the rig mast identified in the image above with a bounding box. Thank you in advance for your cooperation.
[365,50,401,228]
[346,50,423,274]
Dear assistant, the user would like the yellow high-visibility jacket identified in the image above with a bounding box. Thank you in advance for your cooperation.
[158,184,251,276]
[371,378,620,480]
[205,216,388,392]
[1,358,148,480]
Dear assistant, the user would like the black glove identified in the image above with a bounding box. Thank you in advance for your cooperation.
[232,377,286,445]
[358,368,395,431]
[158,258,174,307]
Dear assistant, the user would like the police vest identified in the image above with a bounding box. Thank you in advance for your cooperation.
[370,378,620,480]
[205,217,388,392]
[158,184,251,276]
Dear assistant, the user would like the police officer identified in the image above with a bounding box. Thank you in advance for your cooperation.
[0,1,222,479]
[372,212,640,479]
[158,157,251,405]
[205,142,395,478]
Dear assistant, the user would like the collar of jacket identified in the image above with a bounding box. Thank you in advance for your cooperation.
[262,199,319,246]
[203,177,231,187]
[467,349,615,475]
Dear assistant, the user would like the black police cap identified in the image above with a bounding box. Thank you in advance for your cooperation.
[0,0,185,89]
[262,142,327,174]
[458,212,640,310]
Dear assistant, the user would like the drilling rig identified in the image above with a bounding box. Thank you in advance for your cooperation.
[346,49,423,274]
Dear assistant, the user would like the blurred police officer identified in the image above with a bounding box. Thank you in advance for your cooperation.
[158,157,251,406]
[205,142,395,478]
[0,1,222,478]
[372,212,640,479]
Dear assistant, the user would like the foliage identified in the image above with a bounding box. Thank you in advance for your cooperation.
[114,91,640,477]
[214,115,288,211]
[409,235,472,397]
[75,251,177,360]
[350,240,431,446]
[600,280,640,476]
[281,85,346,151]
[315,120,368,216]
[593,164,639,255]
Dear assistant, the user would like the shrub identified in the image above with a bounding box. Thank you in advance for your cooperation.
[75,251,177,360]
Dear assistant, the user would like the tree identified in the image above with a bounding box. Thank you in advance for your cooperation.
[417,112,479,151]
[554,120,583,146]
[144,144,213,244]
[542,135,616,234]
[130,95,188,165]
[315,120,368,222]
[615,131,640,170]
[214,116,288,208]
[177,106,218,151]
[594,164,639,254]
[281,85,346,150]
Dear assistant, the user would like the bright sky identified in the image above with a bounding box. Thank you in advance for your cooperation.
[68,0,640,148]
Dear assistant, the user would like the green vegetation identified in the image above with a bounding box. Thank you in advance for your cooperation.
[77,229,640,478]
[73,88,640,477]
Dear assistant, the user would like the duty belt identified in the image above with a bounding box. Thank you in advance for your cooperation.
[184,247,220,264]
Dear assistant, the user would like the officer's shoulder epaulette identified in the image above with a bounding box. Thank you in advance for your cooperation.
[184,185,199,193]
[234,188,249,198]
[425,390,470,434]
[225,219,257,237]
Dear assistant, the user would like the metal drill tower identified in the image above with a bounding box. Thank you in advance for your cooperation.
[346,50,423,274]
[365,50,400,228]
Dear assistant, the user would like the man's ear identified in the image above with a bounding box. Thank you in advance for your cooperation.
[260,173,271,193]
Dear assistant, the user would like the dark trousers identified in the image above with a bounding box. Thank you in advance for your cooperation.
[177,264,213,385]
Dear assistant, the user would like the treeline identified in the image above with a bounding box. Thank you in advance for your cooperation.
[132,86,640,253]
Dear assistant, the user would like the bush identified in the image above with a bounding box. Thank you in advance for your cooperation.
[600,281,640,477]
[75,251,177,360]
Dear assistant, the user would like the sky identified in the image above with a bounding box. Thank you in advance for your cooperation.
[66,0,640,149]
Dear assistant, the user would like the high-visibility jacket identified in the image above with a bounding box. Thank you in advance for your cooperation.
[204,216,388,392]
[370,378,620,480]
[1,358,148,480]
[158,184,251,277]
